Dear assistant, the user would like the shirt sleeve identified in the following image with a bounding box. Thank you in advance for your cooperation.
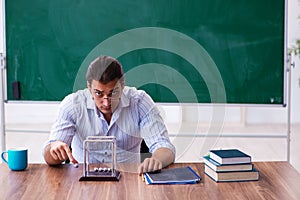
[138,92,176,156]
[42,94,77,154]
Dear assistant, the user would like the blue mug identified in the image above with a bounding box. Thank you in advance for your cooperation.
[1,148,28,171]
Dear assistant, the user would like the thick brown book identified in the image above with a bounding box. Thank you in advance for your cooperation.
[204,164,259,182]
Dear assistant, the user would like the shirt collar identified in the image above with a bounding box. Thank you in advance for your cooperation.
[119,88,130,108]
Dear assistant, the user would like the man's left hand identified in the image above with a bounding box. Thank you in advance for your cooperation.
[138,157,162,175]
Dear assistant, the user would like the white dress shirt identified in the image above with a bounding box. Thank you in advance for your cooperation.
[43,86,175,164]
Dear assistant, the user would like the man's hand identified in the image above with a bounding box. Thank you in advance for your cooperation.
[44,140,78,165]
[138,147,175,175]
[138,157,162,175]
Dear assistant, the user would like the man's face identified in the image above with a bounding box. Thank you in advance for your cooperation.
[88,79,122,116]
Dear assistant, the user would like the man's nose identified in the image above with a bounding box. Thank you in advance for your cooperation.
[102,97,110,106]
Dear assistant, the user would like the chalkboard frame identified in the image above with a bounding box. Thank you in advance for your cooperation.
[4,0,287,105]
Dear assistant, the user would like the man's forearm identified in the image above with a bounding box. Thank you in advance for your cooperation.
[152,147,175,168]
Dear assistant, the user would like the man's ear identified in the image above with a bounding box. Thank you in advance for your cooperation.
[121,82,125,90]
[120,77,125,89]
[87,82,94,99]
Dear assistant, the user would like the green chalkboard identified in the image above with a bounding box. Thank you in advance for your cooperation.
[5,0,285,104]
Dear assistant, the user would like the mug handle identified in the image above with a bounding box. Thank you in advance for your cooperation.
[1,151,8,164]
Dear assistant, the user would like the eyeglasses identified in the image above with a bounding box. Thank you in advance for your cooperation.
[92,88,121,101]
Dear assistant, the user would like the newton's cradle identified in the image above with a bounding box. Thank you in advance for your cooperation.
[79,136,121,181]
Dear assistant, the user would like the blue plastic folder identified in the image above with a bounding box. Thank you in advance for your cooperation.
[143,166,201,184]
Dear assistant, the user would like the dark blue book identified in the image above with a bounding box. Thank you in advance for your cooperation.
[209,149,251,164]
[143,166,201,184]
[203,156,253,172]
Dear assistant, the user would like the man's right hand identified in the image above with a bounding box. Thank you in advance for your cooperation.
[44,140,78,165]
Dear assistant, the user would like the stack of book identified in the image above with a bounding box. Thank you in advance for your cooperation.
[204,149,259,182]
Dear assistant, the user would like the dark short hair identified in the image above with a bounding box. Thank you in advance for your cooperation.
[86,55,124,85]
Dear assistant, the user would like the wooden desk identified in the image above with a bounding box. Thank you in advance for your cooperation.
[1,162,300,200]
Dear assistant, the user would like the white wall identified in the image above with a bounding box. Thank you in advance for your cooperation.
[287,0,300,124]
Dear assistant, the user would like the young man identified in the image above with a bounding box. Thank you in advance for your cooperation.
[43,55,175,175]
